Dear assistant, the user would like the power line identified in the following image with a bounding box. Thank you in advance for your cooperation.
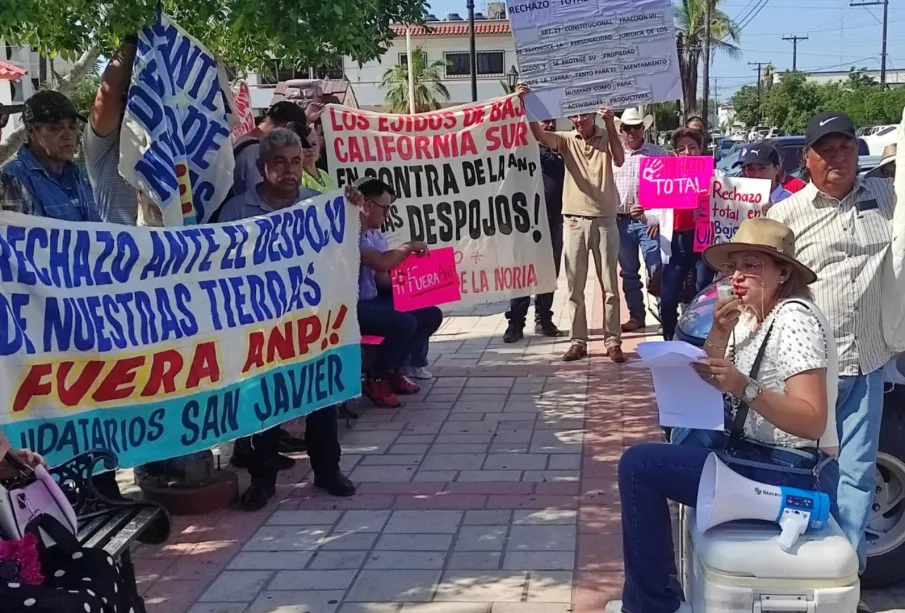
[850,0,889,84]
[748,61,770,122]
[782,35,809,71]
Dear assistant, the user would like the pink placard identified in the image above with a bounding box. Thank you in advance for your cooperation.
[694,219,713,253]
[639,156,714,209]
[392,247,461,312]
[361,335,384,345]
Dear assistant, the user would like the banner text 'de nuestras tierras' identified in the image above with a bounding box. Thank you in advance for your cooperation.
[323,97,557,305]
[0,190,361,468]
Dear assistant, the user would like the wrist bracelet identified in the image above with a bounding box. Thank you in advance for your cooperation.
[705,339,727,350]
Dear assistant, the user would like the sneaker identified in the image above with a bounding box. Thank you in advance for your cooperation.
[277,428,307,453]
[534,321,561,337]
[403,366,433,380]
[503,324,524,343]
[240,483,275,512]
[314,471,357,497]
[390,371,420,395]
[363,377,401,408]
[621,318,645,332]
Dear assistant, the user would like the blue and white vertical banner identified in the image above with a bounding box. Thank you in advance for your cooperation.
[0,190,361,468]
[119,13,237,226]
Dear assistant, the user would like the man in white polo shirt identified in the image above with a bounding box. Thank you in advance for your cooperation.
[767,111,895,576]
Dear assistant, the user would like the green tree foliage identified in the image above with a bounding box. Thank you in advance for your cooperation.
[380,46,450,113]
[674,0,741,116]
[0,0,427,71]
[731,68,905,132]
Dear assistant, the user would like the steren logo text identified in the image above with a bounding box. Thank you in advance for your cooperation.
[754,487,781,497]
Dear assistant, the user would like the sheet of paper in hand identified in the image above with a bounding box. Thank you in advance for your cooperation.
[694,176,771,252]
[392,247,461,312]
[507,0,682,120]
[628,341,724,430]
[322,98,557,305]
[639,156,713,209]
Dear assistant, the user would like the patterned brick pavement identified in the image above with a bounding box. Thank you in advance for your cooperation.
[131,271,904,613]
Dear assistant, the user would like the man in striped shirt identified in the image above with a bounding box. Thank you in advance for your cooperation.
[612,109,666,331]
[767,111,894,573]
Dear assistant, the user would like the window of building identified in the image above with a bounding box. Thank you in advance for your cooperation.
[444,51,504,78]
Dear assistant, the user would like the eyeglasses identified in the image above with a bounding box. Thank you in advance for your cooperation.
[621,124,643,132]
[718,260,765,277]
[366,198,390,210]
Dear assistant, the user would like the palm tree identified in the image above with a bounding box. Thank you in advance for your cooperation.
[675,0,741,117]
[380,46,451,113]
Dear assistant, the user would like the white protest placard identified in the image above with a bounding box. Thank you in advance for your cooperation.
[322,97,557,305]
[507,0,682,120]
[120,13,236,226]
[696,176,772,251]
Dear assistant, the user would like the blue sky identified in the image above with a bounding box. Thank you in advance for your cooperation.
[426,0,905,98]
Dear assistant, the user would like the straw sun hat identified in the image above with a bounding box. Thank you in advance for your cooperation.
[702,218,818,285]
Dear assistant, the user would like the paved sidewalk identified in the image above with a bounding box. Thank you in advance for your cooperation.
[131,275,904,613]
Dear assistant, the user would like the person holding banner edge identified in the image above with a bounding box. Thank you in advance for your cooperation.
[356,177,444,409]
[613,108,666,333]
[218,128,360,510]
[503,118,564,344]
[516,84,626,363]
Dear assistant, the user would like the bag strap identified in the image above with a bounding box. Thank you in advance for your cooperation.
[728,319,776,445]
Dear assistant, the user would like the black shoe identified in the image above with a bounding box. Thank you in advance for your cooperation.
[337,403,359,420]
[534,321,561,337]
[503,325,524,343]
[240,483,275,511]
[278,429,307,453]
[277,454,296,471]
[314,471,357,497]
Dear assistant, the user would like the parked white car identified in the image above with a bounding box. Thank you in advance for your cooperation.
[862,124,897,155]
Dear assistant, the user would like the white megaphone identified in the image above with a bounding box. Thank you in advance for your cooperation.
[696,453,831,551]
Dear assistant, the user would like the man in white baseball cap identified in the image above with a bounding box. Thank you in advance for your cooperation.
[613,108,665,332]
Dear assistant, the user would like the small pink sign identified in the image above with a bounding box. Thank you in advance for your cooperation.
[639,156,714,209]
[361,335,384,345]
[392,247,461,312]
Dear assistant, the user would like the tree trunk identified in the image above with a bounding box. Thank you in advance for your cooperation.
[682,51,700,118]
[0,46,102,164]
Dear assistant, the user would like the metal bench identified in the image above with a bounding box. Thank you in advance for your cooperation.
[50,450,171,559]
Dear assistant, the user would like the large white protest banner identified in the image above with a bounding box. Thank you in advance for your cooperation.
[120,13,236,226]
[323,97,557,306]
[507,0,682,120]
[0,190,361,468]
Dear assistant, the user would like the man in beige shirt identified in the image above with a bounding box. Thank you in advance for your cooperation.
[516,84,626,362]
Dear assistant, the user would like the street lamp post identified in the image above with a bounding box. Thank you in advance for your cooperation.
[466,0,478,101]
[507,66,519,93]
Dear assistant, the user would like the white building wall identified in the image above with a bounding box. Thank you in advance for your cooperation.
[343,33,517,110]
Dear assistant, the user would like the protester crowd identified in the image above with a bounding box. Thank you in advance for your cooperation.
[0,53,899,613]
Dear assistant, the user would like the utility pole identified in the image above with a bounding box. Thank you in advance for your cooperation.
[782,35,809,72]
[749,61,768,124]
[466,0,478,101]
[851,0,889,85]
[701,0,713,132]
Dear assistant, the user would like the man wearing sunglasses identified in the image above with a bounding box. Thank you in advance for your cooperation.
[613,108,666,333]
[356,177,444,409]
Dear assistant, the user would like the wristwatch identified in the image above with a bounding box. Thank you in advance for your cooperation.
[742,378,764,404]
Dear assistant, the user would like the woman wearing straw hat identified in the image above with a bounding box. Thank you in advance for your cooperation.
[606,218,841,613]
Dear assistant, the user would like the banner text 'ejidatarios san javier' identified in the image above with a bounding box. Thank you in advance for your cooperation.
[0,190,361,467]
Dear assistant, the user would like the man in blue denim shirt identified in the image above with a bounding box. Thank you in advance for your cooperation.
[0,91,99,221]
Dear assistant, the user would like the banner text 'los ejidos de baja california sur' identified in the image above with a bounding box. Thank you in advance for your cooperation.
[323,97,557,305]
[0,190,361,468]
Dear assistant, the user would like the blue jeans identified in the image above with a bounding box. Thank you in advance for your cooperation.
[660,230,714,340]
[358,298,443,377]
[617,216,662,321]
[619,441,839,613]
[835,368,885,572]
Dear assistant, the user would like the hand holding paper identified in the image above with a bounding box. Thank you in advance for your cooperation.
[629,341,725,430]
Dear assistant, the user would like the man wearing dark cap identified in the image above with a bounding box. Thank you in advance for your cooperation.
[231,100,323,196]
[734,142,792,210]
[0,91,99,220]
[767,111,895,579]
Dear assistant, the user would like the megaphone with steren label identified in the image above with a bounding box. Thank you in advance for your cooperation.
[696,453,831,551]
